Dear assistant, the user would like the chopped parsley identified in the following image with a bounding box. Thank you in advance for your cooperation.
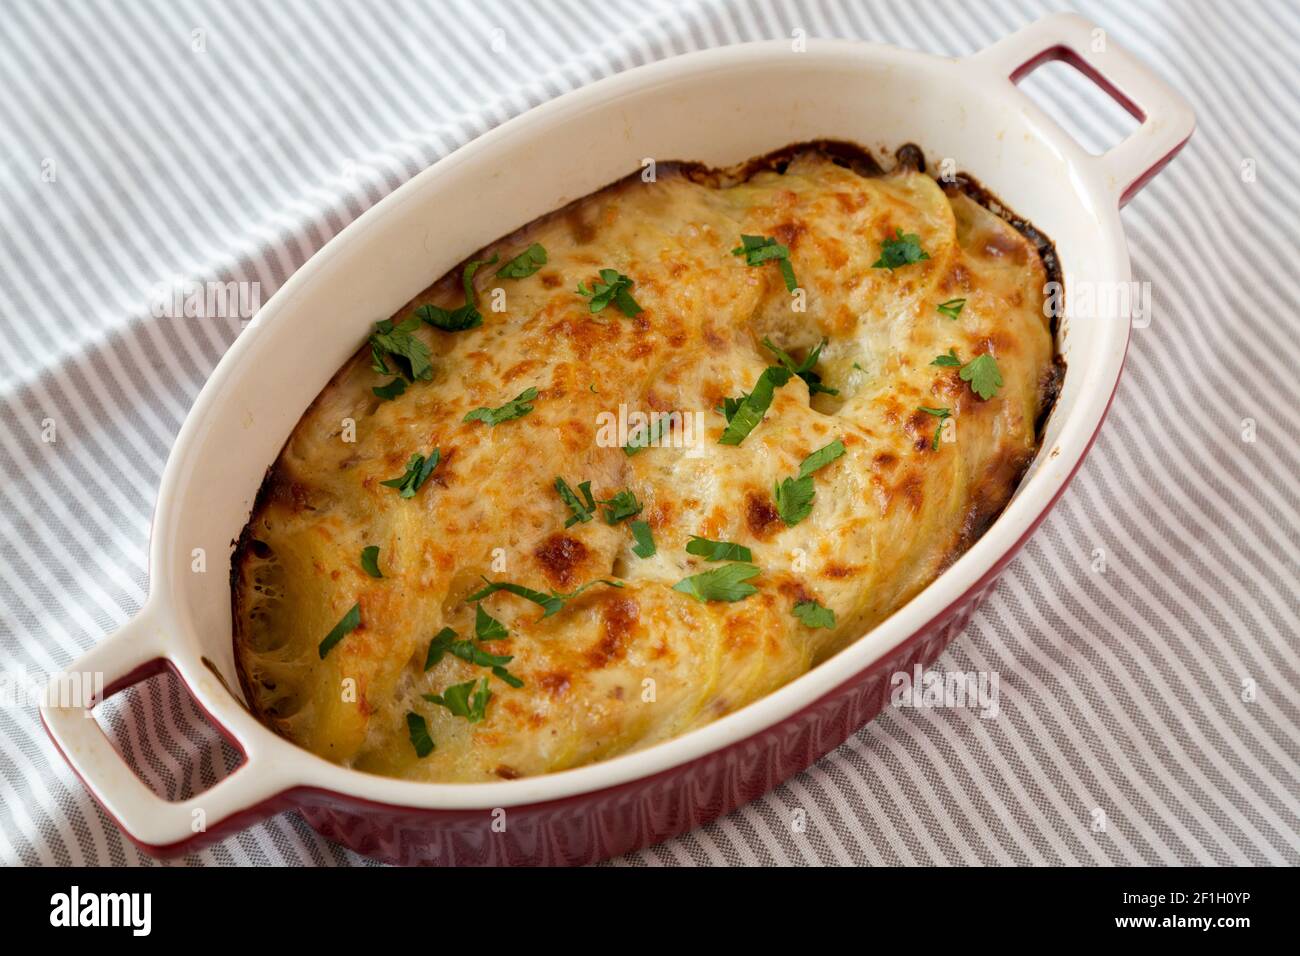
[360,545,383,578]
[685,535,753,562]
[372,377,407,401]
[718,365,793,446]
[423,676,492,723]
[717,395,744,423]
[492,668,525,690]
[463,386,538,426]
[931,348,961,367]
[774,439,846,526]
[763,337,838,396]
[623,414,668,456]
[600,489,642,525]
[577,269,642,317]
[369,315,432,381]
[318,602,361,659]
[424,623,522,688]
[937,298,967,320]
[797,438,846,479]
[495,243,547,279]
[873,228,930,270]
[630,519,656,558]
[919,406,951,450]
[380,449,441,498]
[793,599,836,630]
[673,562,761,603]
[424,626,459,670]
[555,477,596,527]
[407,712,435,757]
[774,475,817,527]
[415,254,498,331]
[731,235,798,292]
[959,353,1003,400]
[466,577,623,618]
[930,348,1002,399]
[474,603,508,641]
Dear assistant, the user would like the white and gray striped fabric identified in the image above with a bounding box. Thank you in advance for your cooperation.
[2,0,1297,866]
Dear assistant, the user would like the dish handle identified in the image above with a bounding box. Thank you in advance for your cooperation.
[971,11,1195,207]
[40,600,292,855]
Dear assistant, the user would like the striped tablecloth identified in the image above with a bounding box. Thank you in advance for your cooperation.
[2,0,1296,866]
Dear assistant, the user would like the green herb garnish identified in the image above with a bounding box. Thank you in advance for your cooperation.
[937,298,966,320]
[496,243,547,279]
[424,624,521,687]
[959,353,1003,400]
[555,477,596,527]
[731,235,798,291]
[931,348,961,367]
[717,395,744,424]
[360,545,383,578]
[424,626,459,670]
[774,475,817,527]
[407,712,435,757]
[774,439,845,526]
[793,599,836,629]
[423,677,491,723]
[474,603,508,641]
[600,490,642,525]
[318,602,361,659]
[919,405,952,451]
[797,438,845,479]
[623,414,668,456]
[463,386,538,426]
[466,577,624,618]
[415,254,498,331]
[369,315,432,381]
[762,337,838,396]
[873,228,930,270]
[630,520,656,558]
[672,563,761,603]
[685,535,753,562]
[372,377,407,401]
[380,449,441,497]
[718,366,792,445]
[577,269,642,317]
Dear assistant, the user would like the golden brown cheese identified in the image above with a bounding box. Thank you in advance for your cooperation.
[233,146,1056,782]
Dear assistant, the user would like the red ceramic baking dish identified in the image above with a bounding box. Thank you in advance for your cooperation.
[42,12,1193,865]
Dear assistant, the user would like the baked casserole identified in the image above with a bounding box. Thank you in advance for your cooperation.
[232,143,1059,782]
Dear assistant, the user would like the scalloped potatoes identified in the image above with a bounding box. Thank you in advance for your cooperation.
[232,145,1056,782]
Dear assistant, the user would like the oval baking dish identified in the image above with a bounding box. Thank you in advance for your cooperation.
[42,12,1192,865]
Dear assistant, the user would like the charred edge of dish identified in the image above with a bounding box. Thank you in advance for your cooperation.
[228,462,285,728]
[941,172,1063,316]
[1035,355,1067,439]
[938,171,1064,443]
[674,139,890,185]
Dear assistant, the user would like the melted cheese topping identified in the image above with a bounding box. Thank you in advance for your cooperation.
[233,149,1055,782]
